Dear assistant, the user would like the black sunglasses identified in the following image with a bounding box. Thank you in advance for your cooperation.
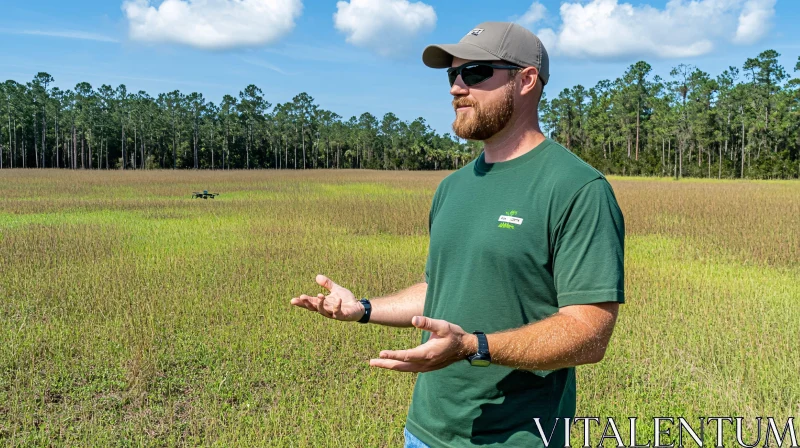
[447,61,522,87]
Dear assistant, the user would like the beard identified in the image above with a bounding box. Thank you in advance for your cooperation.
[451,80,515,141]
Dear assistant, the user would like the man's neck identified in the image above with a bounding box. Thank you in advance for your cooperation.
[482,120,546,164]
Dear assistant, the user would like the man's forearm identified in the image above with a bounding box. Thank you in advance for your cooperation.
[462,303,618,370]
[367,282,427,327]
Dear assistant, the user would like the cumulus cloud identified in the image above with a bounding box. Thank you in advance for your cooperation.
[333,0,436,56]
[734,0,776,44]
[532,0,776,60]
[122,0,303,50]
[518,2,547,27]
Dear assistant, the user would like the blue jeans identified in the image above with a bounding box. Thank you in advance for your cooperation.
[404,426,430,448]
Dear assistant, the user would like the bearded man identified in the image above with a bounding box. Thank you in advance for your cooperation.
[291,21,626,448]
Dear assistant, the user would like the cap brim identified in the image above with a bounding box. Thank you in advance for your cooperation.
[422,43,500,68]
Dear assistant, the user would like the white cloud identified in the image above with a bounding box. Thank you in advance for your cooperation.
[518,2,547,27]
[333,0,436,56]
[533,0,776,60]
[122,0,303,50]
[734,0,776,44]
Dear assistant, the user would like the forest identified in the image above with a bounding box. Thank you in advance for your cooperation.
[1,50,798,178]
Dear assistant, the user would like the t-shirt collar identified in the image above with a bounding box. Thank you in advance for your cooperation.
[473,138,552,175]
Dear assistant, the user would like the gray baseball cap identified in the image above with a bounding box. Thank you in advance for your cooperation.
[422,21,550,85]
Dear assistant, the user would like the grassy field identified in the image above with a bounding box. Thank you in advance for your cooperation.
[0,170,798,447]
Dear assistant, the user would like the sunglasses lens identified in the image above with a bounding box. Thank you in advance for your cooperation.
[448,64,495,87]
[462,65,493,86]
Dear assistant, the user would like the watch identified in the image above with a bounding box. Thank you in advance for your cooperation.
[357,298,371,324]
[466,331,491,367]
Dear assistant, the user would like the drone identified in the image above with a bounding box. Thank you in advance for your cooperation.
[192,190,219,199]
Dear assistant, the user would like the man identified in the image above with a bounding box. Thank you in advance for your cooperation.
[290,21,625,448]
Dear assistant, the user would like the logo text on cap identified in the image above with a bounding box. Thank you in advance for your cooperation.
[468,28,484,36]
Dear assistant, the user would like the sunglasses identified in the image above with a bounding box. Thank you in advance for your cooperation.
[447,61,523,87]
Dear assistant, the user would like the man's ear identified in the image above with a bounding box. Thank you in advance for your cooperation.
[520,67,540,97]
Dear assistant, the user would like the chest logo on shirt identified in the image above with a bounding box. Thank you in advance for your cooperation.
[498,210,523,229]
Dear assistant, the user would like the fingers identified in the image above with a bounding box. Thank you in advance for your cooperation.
[411,316,449,335]
[368,359,422,372]
[290,294,318,311]
[291,290,347,321]
[332,296,343,319]
[291,274,346,319]
[378,346,431,363]
[315,293,333,318]
[368,357,449,373]
[370,340,455,372]
[315,274,338,292]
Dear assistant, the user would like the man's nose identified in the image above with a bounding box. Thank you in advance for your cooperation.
[450,76,469,96]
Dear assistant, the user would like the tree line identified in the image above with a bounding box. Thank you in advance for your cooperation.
[541,50,800,179]
[1,49,798,178]
[0,80,473,172]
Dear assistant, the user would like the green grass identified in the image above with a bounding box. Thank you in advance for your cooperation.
[0,170,798,446]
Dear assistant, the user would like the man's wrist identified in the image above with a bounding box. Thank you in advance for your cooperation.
[354,301,365,321]
[461,332,479,358]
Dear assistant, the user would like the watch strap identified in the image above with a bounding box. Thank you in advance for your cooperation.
[357,298,371,324]
[474,331,489,354]
[467,331,491,365]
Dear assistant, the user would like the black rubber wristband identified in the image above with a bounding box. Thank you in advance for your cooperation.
[467,331,491,364]
[475,331,489,354]
[357,298,371,324]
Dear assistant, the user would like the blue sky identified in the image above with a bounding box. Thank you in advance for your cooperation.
[1,0,798,135]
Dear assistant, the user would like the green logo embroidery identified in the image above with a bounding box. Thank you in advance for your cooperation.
[498,210,523,229]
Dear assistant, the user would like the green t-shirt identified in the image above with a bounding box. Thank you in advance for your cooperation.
[405,138,625,447]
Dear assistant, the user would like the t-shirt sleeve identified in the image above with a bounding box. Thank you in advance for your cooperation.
[551,178,625,307]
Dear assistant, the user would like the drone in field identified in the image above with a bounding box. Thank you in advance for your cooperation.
[192,190,219,199]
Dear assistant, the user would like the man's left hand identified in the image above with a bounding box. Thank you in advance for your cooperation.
[369,316,475,372]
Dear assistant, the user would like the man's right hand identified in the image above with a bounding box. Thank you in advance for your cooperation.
[290,274,365,322]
